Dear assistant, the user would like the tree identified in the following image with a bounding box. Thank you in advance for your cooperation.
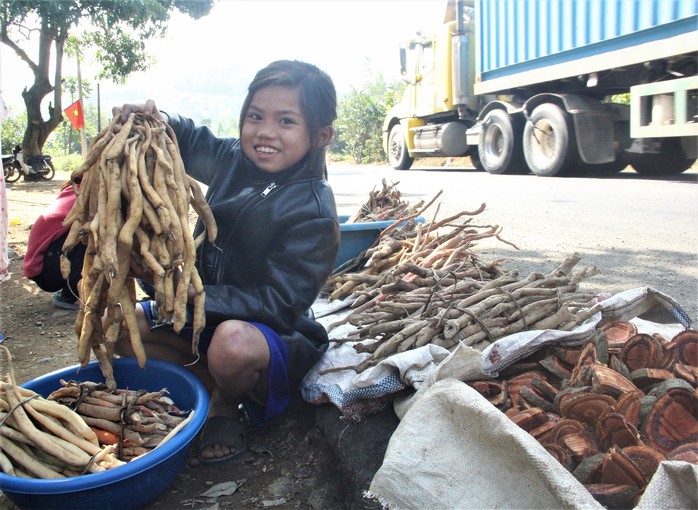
[0,106,25,153]
[334,67,406,164]
[0,0,213,158]
[337,90,387,164]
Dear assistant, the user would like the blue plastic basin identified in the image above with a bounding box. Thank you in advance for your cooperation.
[0,359,209,510]
[335,215,424,269]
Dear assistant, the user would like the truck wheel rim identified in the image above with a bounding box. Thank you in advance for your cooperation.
[389,137,402,161]
[535,120,556,161]
[484,124,505,165]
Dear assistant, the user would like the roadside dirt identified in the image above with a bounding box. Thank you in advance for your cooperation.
[0,174,378,509]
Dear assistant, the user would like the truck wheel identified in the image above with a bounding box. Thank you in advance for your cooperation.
[479,109,524,174]
[469,150,484,171]
[523,103,577,177]
[387,124,414,170]
[628,138,696,175]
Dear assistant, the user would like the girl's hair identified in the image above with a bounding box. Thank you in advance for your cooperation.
[239,60,337,166]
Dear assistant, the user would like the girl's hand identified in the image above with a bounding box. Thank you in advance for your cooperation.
[112,99,167,123]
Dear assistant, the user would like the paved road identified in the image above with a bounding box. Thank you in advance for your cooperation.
[327,162,698,323]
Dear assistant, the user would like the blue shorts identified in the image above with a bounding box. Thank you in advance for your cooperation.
[139,300,289,426]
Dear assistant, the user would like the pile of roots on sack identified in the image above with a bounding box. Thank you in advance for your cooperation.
[322,189,600,373]
[466,326,698,509]
[343,178,423,224]
[61,113,217,389]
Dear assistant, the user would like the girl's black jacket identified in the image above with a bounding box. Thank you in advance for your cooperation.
[168,114,340,386]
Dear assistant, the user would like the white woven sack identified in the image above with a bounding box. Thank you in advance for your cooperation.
[369,379,603,510]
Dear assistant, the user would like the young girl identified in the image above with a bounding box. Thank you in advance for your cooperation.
[114,60,340,463]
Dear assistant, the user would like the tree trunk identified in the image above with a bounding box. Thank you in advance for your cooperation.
[20,20,65,158]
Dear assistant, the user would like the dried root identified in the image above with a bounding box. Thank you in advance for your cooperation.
[322,188,599,374]
[62,114,217,388]
[0,346,125,478]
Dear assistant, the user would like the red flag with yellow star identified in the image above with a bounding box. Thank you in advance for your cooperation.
[63,99,85,130]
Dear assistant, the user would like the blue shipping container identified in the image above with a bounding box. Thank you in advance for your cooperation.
[475,0,698,85]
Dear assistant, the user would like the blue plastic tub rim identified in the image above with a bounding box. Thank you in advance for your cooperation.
[0,358,209,496]
[338,214,424,230]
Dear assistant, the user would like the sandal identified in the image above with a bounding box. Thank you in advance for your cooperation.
[197,416,247,464]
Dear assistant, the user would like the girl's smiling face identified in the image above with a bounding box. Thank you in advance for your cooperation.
[241,85,311,174]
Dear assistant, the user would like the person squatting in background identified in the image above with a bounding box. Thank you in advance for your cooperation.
[113,59,340,463]
[22,183,85,309]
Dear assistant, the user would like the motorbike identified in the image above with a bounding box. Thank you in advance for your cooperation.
[2,145,56,183]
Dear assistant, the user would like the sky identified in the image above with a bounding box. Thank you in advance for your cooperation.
[0,0,446,125]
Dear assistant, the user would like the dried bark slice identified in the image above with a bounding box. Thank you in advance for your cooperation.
[642,391,698,454]
[622,445,667,480]
[542,442,576,471]
[630,368,675,392]
[572,452,604,484]
[639,395,657,425]
[673,362,698,386]
[504,406,520,419]
[596,411,642,451]
[589,364,638,398]
[509,369,552,383]
[569,364,595,388]
[594,331,609,365]
[576,340,599,368]
[529,414,559,443]
[560,393,616,428]
[609,354,632,380]
[615,390,645,428]
[561,430,602,460]
[507,371,550,410]
[508,407,549,432]
[469,380,508,407]
[554,346,583,366]
[658,341,677,370]
[531,377,559,401]
[647,377,694,399]
[599,320,638,354]
[671,329,698,366]
[553,386,592,416]
[668,442,698,464]
[550,418,588,443]
[540,355,573,380]
[600,446,648,487]
[619,333,663,371]
[499,360,545,379]
[520,385,553,412]
[585,483,643,509]
[663,386,697,414]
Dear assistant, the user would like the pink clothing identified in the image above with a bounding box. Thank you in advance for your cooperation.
[0,170,7,282]
[22,186,76,279]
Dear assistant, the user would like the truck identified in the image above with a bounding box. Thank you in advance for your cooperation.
[383,0,697,176]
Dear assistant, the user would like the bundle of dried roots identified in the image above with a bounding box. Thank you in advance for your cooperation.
[344,178,423,224]
[61,113,217,389]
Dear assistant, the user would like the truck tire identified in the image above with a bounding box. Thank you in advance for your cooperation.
[627,138,696,175]
[387,124,414,170]
[523,103,577,177]
[469,150,484,171]
[478,109,525,174]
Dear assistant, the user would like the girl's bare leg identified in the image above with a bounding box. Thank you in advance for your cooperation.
[115,305,271,461]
